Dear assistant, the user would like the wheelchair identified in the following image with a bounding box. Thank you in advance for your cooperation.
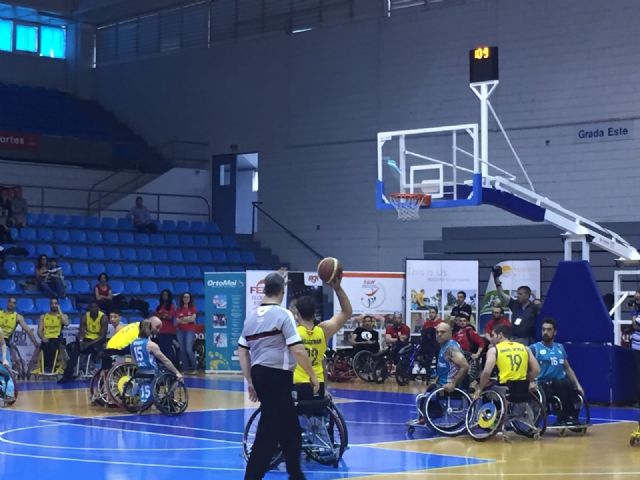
[121,369,189,416]
[534,381,590,435]
[8,342,29,380]
[30,343,66,379]
[407,385,472,436]
[88,352,134,407]
[326,349,355,382]
[0,363,18,406]
[466,380,547,441]
[352,348,392,384]
[243,395,348,468]
[395,343,428,386]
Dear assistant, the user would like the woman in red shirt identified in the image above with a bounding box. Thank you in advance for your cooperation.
[155,289,178,366]
[95,272,113,314]
[176,291,198,373]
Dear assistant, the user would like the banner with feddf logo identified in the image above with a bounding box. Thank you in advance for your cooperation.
[204,272,245,372]
[332,272,405,349]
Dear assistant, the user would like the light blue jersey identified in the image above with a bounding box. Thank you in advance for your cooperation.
[436,339,461,385]
[530,341,567,381]
[131,338,158,371]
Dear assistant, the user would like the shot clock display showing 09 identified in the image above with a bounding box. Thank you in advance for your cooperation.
[469,46,498,83]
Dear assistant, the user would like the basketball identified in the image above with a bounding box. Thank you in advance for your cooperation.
[317,257,343,283]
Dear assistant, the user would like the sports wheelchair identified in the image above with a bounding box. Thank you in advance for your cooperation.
[89,351,137,407]
[121,368,189,416]
[466,380,547,441]
[407,385,472,436]
[326,349,355,382]
[0,363,18,406]
[352,348,393,384]
[534,380,590,435]
[243,395,348,468]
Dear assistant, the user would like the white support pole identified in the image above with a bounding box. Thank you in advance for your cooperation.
[479,83,489,185]
[399,135,406,192]
[563,234,590,261]
[452,130,458,200]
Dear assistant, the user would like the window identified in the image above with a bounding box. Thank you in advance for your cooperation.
[0,19,12,51]
[219,165,231,186]
[40,26,65,58]
[15,24,38,52]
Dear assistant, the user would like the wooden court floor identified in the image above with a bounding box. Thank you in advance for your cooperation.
[0,375,638,479]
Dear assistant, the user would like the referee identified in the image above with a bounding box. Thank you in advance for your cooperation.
[239,272,319,480]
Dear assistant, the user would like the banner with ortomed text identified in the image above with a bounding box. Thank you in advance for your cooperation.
[479,260,541,333]
[332,271,405,349]
[204,272,245,372]
[405,260,479,330]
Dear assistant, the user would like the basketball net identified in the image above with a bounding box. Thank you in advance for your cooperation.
[389,193,430,221]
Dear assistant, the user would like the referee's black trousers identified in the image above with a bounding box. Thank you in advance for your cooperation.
[245,365,304,480]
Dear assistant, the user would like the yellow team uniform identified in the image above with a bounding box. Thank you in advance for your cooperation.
[42,313,63,339]
[84,311,105,341]
[106,322,140,350]
[0,311,18,339]
[495,341,529,384]
[293,325,326,384]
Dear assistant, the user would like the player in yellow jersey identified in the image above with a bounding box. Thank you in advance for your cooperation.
[291,273,352,400]
[474,323,540,399]
[1,297,40,375]
[37,298,69,373]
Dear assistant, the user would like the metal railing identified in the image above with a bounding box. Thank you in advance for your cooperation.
[21,184,211,222]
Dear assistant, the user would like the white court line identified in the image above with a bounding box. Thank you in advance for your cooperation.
[78,416,245,436]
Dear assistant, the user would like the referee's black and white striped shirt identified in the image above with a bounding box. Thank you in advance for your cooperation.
[238,304,302,371]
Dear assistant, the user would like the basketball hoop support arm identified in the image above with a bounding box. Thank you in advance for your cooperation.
[469,80,499,187]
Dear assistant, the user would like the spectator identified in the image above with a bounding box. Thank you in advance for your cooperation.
[95,273,113,314]
[483,305,511,340]
[109,309,124,335]
[127,196,157,233]
[155,289,178,366]
[454,314,486,360]
[47,258,65,298]
[7,189,27,228]
[350,315,380,354]
[420,306,443,379]
[451,291,473,323]
[35,254,64,298]
[496,282,541,345]
[176,292,198,374]
[37,298,69,374]
[385,312,410,362]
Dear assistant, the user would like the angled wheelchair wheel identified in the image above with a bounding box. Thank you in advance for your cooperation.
[423,387,471,436]
[302,407,347,467]
[153,372,189,416]
[89,370,108,406]
[0,368,18,406]
[122,378,154,414]
[466,390,506,441]
[106,361,137,408]
[329,402,349,449]
[509,392,547,438]
[352,351,375,382]
[242,408,283,469]
[570,394,590,434]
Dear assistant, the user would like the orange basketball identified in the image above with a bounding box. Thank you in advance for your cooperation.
[317,257,343,283]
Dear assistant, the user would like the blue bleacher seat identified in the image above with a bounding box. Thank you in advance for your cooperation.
[153,248,169,262]
[119,232,134,244]
[70,230,88,243]
[17,298,34,313]
[204,222,220,233]
[134,233,150,245]
[53,214,71,226]
[117,218,133,230]
[72,279,91,294]
[55,244,71,258]
[216,265,230,272]
[174,281,189,293]
[180,234,194,247]
[37,228,54,241]
[162,220,177,231]
[4,261,16,275]
[155,265,170,277]
[141,280,158,295]
[121,247,136,261]
[222,235,239,249]
[69,216,86,228]
[195,298,205,312]
[190,221,205,232]
[124,280,141,294]
[227,251,242,263]
[100,217,117,229]
[64,279,73,294]
[158,281,173,292]
[9,227,18,240]
[70,246,89,259]
[27,213,40,225]
[182,250,198,263]
[136,248,152,262]
[38,244,55,257]
[189,281,204,295]
[139,264,155,277]
[241,251,257,264]
[103,231,118,244]
[59,261,72,274]
[18,261,35,276]
[176,220,189,231]
[149,233,163,245]
[123,264,140,277]
[35,298,50,313]
[19,227,36,241]
[197,250,213,263]
[89,263,106,276]
[110,280,125,294]
[88,246,105,260]
[208,236,223,248]
[165,234,179,246]
[167,250,183,263]
[170,265,188,278]
[20,243,35,258]
[212,250,227,264]
[0,279,17,293]
[86,217,100,229]
[72,262,89,276]
[59,297,75,313]
[54,229,71,242]
[87,231,103,244]
[186,265,201,278]
[230,265,245,272]
[106,263,123,276]
[104,246,119,260]
[193,235,208,247]
[38,213,54,226]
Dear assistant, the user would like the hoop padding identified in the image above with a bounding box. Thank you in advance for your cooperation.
[389,193,431,221]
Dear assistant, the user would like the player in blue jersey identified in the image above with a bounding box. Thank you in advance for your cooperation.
[530,317,584,426]
[131,319,182,378]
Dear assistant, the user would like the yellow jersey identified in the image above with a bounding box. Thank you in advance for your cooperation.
[293,325,326,384]
[0,311,17,338]
[495,341,529,384]
[84,311,104,340]
[106,322,140,349]
[42,313,63,339]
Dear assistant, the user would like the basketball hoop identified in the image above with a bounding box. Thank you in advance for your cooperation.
[389,193,431,221]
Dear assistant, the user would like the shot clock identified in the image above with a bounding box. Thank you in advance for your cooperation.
[469,46,498,83]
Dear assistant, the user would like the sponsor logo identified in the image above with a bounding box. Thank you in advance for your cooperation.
[207,279,240,288]
[360,279,386,309]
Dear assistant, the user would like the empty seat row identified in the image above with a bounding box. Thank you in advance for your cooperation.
[25,214,220,233]
[62,279,205,296]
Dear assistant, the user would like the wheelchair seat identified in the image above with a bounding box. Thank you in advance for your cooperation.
[297,396,331,416]
[506,380,532,403]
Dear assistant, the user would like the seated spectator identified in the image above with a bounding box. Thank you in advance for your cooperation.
[176,292,198,373]
[95,272,113,314]
[483,305,511,341]
[47,258,66,297]
[35,254,65,298]
[109,309,124,336]
[385,313,410,362]
[350,315,380,354]
[155,289,178,366]
[7,189,27,228]
[127,196,157,233]
[453,313,486,360]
